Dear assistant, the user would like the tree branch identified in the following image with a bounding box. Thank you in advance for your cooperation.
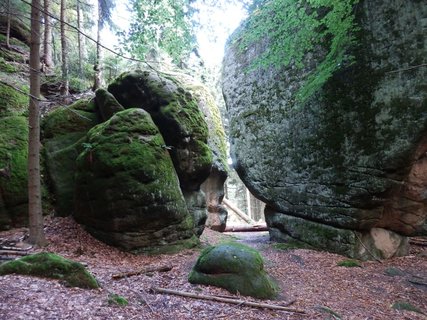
[150,286,306,314]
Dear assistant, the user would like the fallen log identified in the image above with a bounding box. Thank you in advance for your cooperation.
[0,249,29,256]
[224,225,269,232]
[222,198,255,225]
[150,286,306,314]
[112,265,172,280]
[410,238,427,247]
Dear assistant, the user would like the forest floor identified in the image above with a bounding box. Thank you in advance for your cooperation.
[0,217,426,320]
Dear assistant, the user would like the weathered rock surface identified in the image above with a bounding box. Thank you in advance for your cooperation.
[222,0,427,258]
[74,108,197,252]
[188,242,278,299]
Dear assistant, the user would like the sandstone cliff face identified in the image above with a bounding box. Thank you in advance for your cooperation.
[222,0,427,259]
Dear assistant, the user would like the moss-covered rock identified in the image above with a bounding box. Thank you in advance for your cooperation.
[188,242,278,299]
[74,108,197,252]
[0,116,28,230]
[42,99,99,216]
[222,0,427,256]
[108,70,213,191]
[0,252,99,289]
[0,82,28,117]
[95,88,125,121]
[41,99,98,139]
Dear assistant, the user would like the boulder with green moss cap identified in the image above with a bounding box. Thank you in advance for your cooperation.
[74,108,197,252]
[189,242,278,299]
[0,252,99,289]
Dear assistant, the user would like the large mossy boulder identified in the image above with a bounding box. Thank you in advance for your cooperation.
[189,242,278,299]
[74,108,197,252]
[222,1,427,259]
[0,252,99,289]
[0,116,28,229]
[107,70,213,191]
[42,99,99,216]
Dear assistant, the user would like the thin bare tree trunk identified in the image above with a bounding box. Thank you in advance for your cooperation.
[42,0,53,69]
[28,0,46,247]
[60,0,69,96]
[6,0,11,48]
[76,0,83,77]
[92,2,102,91]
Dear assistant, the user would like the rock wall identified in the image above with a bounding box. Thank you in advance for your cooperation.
[222,0,427,259]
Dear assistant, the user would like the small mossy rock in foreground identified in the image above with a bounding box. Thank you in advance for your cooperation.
[188,242,278,299]
[74,108,197,252]
[0,252,99,289]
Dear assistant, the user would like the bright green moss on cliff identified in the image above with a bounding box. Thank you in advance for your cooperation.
[0,82,28,116]
[234,0,359,102]
[0,116,28,228]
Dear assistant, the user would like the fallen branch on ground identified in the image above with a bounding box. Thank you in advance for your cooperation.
[112,265,172,279]
[150,286,306,314]
[224,225,268,232]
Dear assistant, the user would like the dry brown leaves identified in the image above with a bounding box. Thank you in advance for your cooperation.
[0,216,426,320]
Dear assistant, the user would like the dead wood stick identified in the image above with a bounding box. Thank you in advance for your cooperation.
[222,198,256,225]
[150,286,306,314]
[0,250,29,256]
[112,265,172,280]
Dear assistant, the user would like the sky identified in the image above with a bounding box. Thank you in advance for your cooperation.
[101,0,248,68]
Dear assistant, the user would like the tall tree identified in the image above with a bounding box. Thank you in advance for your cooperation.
[28,0,46,246]
[76,0,83,77]
[42,0,53,70]
[5,0,11,48]
[93,0,115,91]
[121,0,195,65]
[60,0,69,96]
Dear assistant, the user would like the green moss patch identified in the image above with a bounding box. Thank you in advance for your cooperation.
[108,293,128,306]
[0,82,28,117]
[41,99,98,139]
[189,242,279,299]
[0,116,28,229]
[0,252,99,289]
[391,301,425,315]
[336,259,362,267]
[273,240,314,251]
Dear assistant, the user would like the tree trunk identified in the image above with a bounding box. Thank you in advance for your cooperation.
[92,2,102,91]
[76,0,83,77]
[60,0,69,96]
[28,0,46,247]
[6,0,11,48]
[42,0,53,69]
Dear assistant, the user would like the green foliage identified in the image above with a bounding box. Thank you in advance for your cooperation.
[108,293,128,306]
[119,0,195,64]
[391,301,425,315]
[0,252,99,289]
[0,83,28,117]
[336,259,361,267]
[0,57,17,73]
[235,0,359,102]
